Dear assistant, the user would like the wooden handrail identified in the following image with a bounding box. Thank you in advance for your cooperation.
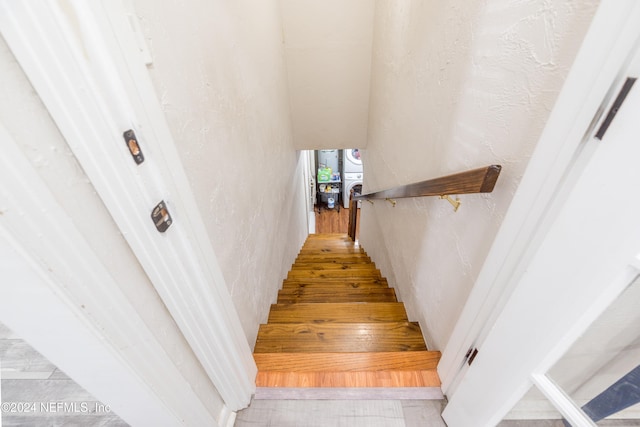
[347,194,358,241]
[354,165,501,201]
[347,165,502,241]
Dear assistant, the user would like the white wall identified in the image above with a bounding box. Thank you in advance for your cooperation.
[133,0,307,347]
[280,0,375,150]
[360,0,598,350]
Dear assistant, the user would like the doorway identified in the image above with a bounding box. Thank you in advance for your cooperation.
[306,149,363,235]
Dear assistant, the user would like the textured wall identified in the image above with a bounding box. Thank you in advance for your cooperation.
[360,0,598,350]
[133,0,308,347]
[280,0,375,150]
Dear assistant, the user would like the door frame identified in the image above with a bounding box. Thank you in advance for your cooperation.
[440,1,640,424]
[0,124,227,426]
[440,0,640,394]
[0,0,255,413]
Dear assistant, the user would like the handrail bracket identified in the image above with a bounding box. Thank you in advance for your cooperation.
[440,195,461,212]
[386,198,397,207]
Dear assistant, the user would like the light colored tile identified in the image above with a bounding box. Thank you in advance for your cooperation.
[235,399,406,427]
[0,334,126,426]
[1,379,127,425]
[2,379,99,402]
[0,340,56,374]
[48,368,71,380]
[1,371,54,380]
[1,415,129,426]
[0,322,18,339]
[401,400,447,427]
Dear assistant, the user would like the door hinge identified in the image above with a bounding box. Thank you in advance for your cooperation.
[595,77,637,140]
[123,129,145,165]
[465,347,479,366]
[151,201,172,232]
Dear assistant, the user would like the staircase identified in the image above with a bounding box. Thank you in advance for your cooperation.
[253,233,442,399]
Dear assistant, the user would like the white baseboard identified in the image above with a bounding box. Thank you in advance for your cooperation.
[218,406,237,427]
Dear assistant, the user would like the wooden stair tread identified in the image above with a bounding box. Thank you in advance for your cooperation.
[298,251,367,257]
[287,269,381,279]
[283,278,389,286]
[254,352,442,387]
[253,234,440,390]
[291,263,378,270]
[295,256,372,264]
[301,240,361,244]
[268,303,408,323]
[279,284,392,292]
[254,322,427,353]
[302,238,358,244]
[254,351,440,371]
[305,233,351,239]
[301,242,361,246]
[302,240,360,246]
[277,290,397,303]
[282,281,391,291]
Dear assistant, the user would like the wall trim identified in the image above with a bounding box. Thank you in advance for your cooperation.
[0,0,255,410]
[218,406,238,427]
[531,374,597,427]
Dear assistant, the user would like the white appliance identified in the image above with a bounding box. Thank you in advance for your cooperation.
[343,172,363,208]
[343,148,363,173]
[317,149,339,173]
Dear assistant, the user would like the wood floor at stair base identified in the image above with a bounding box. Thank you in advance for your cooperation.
[253,387,444,400]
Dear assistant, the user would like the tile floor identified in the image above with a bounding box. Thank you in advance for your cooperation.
[0,321,127,427]
[6,319,639,427]
[234,399,448,427]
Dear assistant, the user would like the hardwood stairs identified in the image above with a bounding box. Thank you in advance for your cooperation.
[253,233,442,399]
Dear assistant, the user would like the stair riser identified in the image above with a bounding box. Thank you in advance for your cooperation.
[255,371,440,388]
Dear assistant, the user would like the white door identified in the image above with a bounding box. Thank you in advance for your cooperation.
[442,6,640,424]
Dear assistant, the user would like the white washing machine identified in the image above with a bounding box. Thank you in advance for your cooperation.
[343,148,363,173]
[343,172,363,208]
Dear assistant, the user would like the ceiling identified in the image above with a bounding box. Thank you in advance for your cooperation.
[279,0,375,150]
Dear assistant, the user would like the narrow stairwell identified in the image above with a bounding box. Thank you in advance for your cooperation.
[253,233,442,399]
